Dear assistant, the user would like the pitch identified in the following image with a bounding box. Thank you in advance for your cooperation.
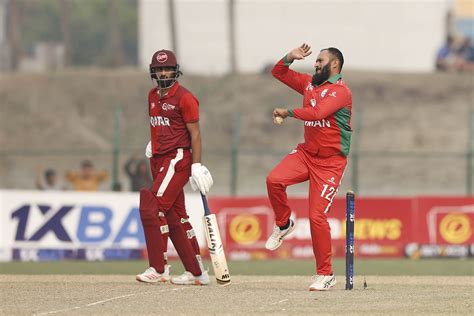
[0,274,472,315]
[1,259,473,315]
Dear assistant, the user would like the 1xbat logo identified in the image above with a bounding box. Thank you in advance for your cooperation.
[12,205,74,241]
[11,204,144,244]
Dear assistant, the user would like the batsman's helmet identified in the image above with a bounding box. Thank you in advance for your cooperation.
[149,49,182,89]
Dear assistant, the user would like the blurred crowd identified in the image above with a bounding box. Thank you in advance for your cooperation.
[35,154,152,192]
[436,35,474,72]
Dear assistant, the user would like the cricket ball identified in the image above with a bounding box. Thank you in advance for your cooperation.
[274,116,284,125]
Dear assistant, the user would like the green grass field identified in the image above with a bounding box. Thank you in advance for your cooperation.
[1,258,473,276]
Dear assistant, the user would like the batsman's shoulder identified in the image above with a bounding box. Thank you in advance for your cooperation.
[179,87,199,107]
[148,86,158,96]
[173,83,195,99]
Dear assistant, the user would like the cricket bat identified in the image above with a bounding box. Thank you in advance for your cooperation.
[200,193,231,285]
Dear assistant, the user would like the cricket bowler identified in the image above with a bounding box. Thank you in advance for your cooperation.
[135,49,213,285]
[265,43,353,291]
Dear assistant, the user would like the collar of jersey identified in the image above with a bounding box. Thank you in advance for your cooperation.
[327,73,342,83]
[157,81,180,99]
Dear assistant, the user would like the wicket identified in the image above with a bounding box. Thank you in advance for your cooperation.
[345,190,355,290]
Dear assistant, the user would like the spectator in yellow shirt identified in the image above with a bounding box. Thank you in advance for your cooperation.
[65,160,109,191]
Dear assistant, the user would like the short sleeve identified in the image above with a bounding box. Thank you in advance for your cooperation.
[180,93,199,123]
[148,88,156,116]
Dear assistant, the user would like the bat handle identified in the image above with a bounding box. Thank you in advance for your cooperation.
[200,193,211,216]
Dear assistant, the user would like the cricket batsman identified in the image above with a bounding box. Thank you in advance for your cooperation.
[135,49,213,285]
[265,43,352,291]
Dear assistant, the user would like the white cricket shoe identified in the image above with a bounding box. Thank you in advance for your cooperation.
[265,219,295,250]
[136,265,171,283]
[309,274,337,291]
[171,270,210,285]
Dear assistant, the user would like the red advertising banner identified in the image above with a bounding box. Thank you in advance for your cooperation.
[207,196,473,259]
[415,197,474,245]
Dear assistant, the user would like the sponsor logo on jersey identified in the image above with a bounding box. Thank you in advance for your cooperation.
[150,116,170,127]
[304,119,331,128]
[321,89,328,98]
[162,103,176,111]
[329,92,337,98]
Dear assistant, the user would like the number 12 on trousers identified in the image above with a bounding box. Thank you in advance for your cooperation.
[321,184,336,201]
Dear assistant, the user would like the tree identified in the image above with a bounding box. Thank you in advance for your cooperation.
[7,0,25,70]
[107,0,125,66]
[6,0,137,68]
[59,0,72,66]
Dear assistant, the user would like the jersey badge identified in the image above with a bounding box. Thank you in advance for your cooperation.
[162,103,176,111]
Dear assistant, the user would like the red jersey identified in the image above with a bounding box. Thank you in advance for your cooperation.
[148,82,199,155]
[272,57,352,157]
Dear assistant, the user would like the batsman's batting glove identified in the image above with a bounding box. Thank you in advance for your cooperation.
[189,176,199,192]
[145,141,152,158]
[190,163,213,195]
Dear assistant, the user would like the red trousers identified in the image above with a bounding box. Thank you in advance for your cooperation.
[142,148,201,275]
[266,148,347,275]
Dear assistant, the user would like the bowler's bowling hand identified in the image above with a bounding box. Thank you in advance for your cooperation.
[273,108,289,119]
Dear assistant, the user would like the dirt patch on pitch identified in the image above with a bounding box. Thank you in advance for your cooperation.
[0,275,472,315]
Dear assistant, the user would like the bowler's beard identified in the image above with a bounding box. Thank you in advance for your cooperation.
[312,63,331,86]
